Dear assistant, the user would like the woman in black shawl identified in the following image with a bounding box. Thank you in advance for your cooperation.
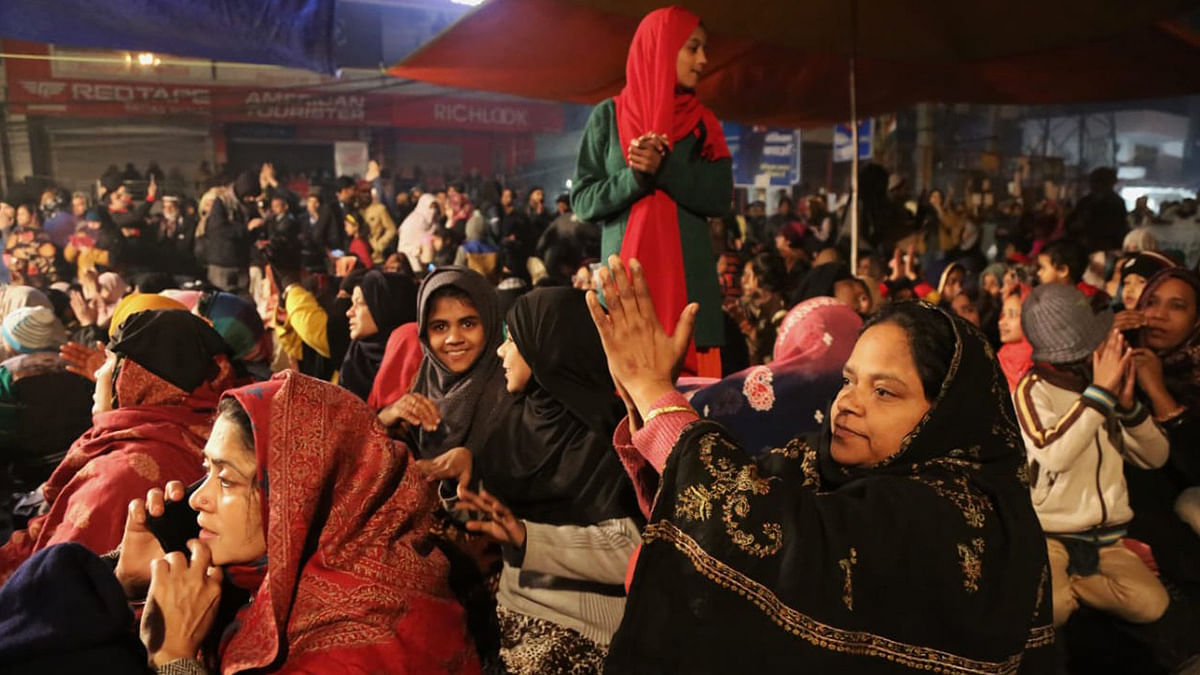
[379,266,510,462]
[588,256,1054,674]
[338,270,417,401]
[443,287,643,674]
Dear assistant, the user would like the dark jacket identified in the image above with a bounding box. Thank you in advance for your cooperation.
[202,198,251,268]
[155,213,199,276]
[316,200,349,254]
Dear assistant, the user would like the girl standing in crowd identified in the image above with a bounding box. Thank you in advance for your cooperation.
[339,270,417,401]
[1,372,479,673]
[432,288,643,674]
[0,309,235,584]
[572,6,733,377]
[590,256,1053,672]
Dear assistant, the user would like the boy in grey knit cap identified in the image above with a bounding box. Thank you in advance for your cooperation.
[1015,283,1169,627]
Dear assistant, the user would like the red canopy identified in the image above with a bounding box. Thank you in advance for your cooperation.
[389,0,1200,126]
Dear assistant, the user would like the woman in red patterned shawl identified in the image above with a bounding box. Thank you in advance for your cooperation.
[111,370,478,674]
[0,309,234,584]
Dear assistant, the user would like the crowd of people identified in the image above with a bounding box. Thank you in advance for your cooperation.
[0,5,1199,675]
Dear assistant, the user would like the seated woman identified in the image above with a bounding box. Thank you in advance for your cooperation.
[588,256,1054,673]
[160,289,273,381]
[0,306,91,486]
[1,371,479,674]
[726,253,788,366]
[378,267,510,460]
[1127,268,1200,584]
[0,309,234,584]
[340,270,417,401]
[424,288,642,674]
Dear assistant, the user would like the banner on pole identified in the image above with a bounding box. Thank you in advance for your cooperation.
[833,119,873,162]
[722,123,801,188]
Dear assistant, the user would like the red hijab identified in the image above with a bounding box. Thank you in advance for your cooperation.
[220,372,478,675]
[0,357,235,584]
[367,322,424,411]
[614,6,730,339]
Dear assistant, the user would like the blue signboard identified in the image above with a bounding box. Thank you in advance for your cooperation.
[833,119,873,162]
[722,123,801,187]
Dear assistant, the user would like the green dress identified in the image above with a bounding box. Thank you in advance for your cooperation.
[571,99,732,348]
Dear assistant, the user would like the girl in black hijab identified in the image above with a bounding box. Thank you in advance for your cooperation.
[338,270,418,401]
[382,266,510,461]
[451,288,643,674]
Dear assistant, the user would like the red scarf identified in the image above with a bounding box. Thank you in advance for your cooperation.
[0,358,234,585]
[614,6,730,341]
[367,322,424,411]
[219,372,478,675]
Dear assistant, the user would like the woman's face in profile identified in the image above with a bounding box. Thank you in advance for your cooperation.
[675,25,707,89]
[830,322,932,466]
[190,415,266,566]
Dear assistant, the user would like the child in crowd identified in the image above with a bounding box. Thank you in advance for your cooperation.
[1037,240,1100,297]
[1112,251,1179,335]
[1015,283,1170,628]
[997,283,1033,391]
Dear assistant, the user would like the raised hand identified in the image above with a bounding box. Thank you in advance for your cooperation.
[1092,330,1131,395]
[584,255,696,418]
[60,340,105,380]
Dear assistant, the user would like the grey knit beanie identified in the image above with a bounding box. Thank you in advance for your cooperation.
[1021,283,1113,364]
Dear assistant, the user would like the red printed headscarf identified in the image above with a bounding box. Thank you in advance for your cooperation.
[219,371,478,675]
[0,356,235,585]
[614,6,730,338]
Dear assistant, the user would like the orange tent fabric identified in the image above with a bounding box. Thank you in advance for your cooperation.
[389,0,1200,126]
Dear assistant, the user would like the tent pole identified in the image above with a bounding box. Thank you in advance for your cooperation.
[848,0,860,276]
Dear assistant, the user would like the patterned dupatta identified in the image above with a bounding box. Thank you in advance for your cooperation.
[0,355,235,584]
[218,371,478,674]
[607,304,1055,674]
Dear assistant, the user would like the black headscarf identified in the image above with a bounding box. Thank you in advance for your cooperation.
[607,305,1055,673]
[410,266,511,459]
[109,309,228,392]
[476,288,641,526]
[325,269,368,372]
[338,271,418,401]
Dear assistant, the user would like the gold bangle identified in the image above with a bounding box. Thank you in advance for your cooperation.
[644,405,694,424]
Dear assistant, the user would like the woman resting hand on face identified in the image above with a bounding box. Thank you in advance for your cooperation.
[108,372,480,674]
[588,254,1055,673]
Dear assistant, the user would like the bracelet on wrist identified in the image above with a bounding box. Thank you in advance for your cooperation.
[643,405,693,424]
